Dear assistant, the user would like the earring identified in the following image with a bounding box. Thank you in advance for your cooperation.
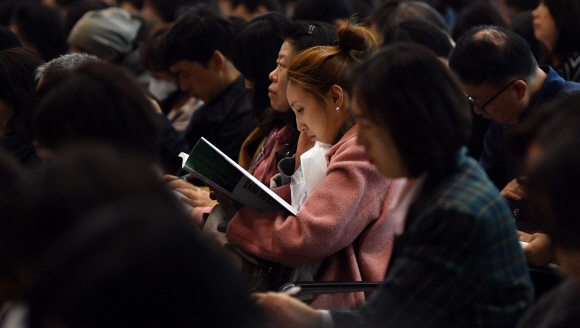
[336,107,340,111]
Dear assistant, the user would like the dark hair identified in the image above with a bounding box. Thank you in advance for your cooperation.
[282,20,338,53]
[506,0,539,12]
[349,42,471,177]
[63,0,110,39]
[510,10,548,64]
[382,19,453,58]
[11,145,262,328]
[160,6,235,67]
[231,12,291,132]
[0,48,44,121]
[542,0,580,63]
[507,94,580,250]
[0,26,21,51]
[449,25,537,87]
[451,2,507,41]
[368,0,449,39]
[10,2,68,61]
[32,62,161,160]
[292,0,352,24]
[287,22,377,103]
[146,0,211,23]
[139,23,172,72]
[231,0,283,13]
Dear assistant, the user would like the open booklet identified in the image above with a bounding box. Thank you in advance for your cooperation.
[179,137,297,215]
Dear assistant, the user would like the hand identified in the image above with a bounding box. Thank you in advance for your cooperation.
[164,175,214,208]
[501,177,528,201]
[519,231,554,267]
[252,292,323,328]
[210,188,237,210]
[294,131,315,172]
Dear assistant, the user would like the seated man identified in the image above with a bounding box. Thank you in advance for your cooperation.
[508,94,580,327]
[449,26,580,266]
[160,7,255,161]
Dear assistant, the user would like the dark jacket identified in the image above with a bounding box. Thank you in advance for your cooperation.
[331,153,533,327]
[182,76,255,161]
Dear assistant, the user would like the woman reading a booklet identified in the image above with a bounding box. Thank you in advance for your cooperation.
[223,22,403,310]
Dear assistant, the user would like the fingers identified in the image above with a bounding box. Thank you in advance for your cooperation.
[518,231,533,243]
[176,187,211,207]
[501,190,522,201]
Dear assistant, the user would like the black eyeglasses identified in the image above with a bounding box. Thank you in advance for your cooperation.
[464,79,522,110]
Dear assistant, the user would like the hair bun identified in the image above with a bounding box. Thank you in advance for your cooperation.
[336,24,377,55]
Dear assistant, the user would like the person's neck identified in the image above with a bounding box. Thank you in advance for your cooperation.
[210,63,241,102]
[525,67,548,110]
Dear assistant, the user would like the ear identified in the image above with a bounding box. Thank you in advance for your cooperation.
[209,50,226,71]
[329,85,344,109]
[514,80,527,101]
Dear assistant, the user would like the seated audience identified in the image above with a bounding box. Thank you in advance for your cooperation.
[532,0,580,82]
[68,7,150,88]
[160,6,255,161]
[225,0,283,21]
[34,54,189,174]
[292,0,352,27]
[32,61,161,165]
[9,2,68,61]
[139,24,202,132]
[223,23,403,309]
[507,94,580,327]
[1,145,265,328]
[451,1,507,41]
[449,26,580,266]
[0,48,44,166]
[367,1,449,44]
[253,42,533,328]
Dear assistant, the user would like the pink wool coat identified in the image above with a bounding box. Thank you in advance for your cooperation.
[226,126,403,309]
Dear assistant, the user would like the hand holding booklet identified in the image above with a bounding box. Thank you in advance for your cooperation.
[179,137,297,215]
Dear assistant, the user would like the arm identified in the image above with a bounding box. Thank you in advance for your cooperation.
[226,142,391,267]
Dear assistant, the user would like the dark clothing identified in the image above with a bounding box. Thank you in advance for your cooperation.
[517,277,580,328]
[183,76,255,161]
[0,119,39,167]
[330,152,533,328]
[556,51,580,82]
[157,114,190,174]
[479,66,580,190]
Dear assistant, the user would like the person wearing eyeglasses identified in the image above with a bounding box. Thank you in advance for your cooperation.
[449,26,580,268]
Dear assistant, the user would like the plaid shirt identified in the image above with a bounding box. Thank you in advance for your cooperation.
[331,154,533,328]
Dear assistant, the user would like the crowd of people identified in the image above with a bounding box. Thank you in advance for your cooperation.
[1,0,580,327]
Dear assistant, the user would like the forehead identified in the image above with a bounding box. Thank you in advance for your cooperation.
[279,41,294,59]
[286,81,315,103]
[462,82,498,99]
[169,60,206,74]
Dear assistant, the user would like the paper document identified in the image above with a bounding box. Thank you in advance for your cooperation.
[180,138,296,215]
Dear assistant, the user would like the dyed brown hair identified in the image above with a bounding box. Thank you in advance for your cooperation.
[286,21,377,106]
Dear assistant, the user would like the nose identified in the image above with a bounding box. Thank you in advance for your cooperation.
[296,117,307,132]
[269,67,277,82]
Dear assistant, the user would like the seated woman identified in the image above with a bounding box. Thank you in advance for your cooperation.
[253,43,533,327]
[532,0,580,82]
[168,20,338,222]
[223,23,403,310]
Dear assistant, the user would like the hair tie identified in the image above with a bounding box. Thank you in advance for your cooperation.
[333,39,339,45]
